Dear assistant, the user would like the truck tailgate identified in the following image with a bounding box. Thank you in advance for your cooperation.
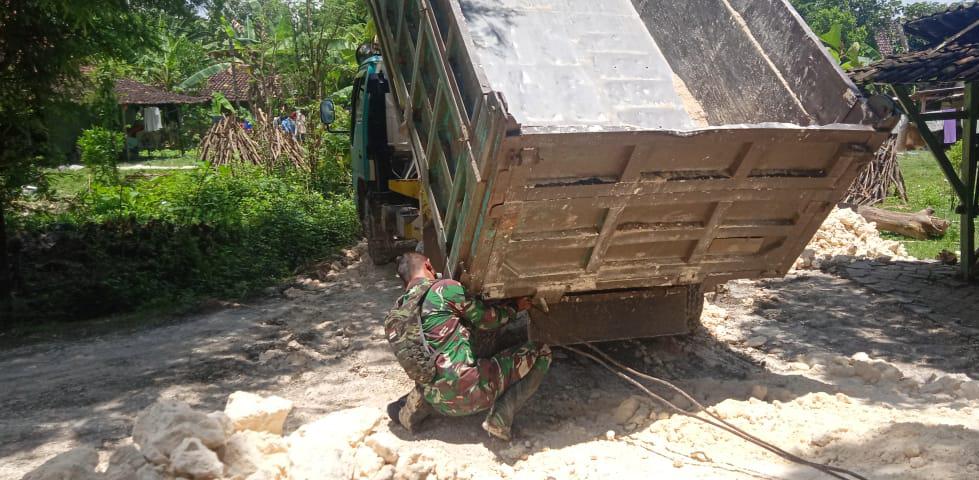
[469,127,885,300]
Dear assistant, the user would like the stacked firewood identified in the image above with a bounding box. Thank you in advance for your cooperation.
[843,136,908,206]
[199,110,311,173]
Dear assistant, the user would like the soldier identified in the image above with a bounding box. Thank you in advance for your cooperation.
[385,252,552,441]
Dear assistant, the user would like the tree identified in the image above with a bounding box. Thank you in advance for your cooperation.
[178,0,370,110]
[791,0,902,57]
[0,0,199,324]
[138,18,210,90]
[903,2,947,21]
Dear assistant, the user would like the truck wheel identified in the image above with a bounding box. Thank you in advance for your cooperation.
[363,200,397,265]
[685,283,705,333]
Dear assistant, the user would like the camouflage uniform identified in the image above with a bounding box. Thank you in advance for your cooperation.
[396,278,552,417]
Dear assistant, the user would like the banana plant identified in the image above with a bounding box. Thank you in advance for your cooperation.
[819,23,875,70]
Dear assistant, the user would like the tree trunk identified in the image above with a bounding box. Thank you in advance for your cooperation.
[0,196,11,328]
[855,205,950,240]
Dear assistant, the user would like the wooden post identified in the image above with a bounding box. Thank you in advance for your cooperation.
[964,83,979,280]
[121,104,130,162]
[894,84,977,280]
[176,105,185,155]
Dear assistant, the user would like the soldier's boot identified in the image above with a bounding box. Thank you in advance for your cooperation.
[481,366,547,441]
[392,385,434,434]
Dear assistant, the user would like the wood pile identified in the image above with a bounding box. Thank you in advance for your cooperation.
[199,111,311,173]
[844,136,908,206]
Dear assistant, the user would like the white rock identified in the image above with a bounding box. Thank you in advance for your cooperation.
[744,336,768,348]
[221,430,288,479]
[170,437,224,480]
[225,391,294,435]
[371,465,396,480]
[921,376,963,395]
[960,381,979,400]
[104,445,148,480]
[903,444,923,458]
[207,411,235,439]
[852,360,882,384]
[22,447,99,480]
[287,407,384,480]
[133,400,229,464]
[876,362,904,383]
[393,452,435,480]
[612,397,641,424]
[244,468,287,480]
[366,432,401,464]
[851,352,871,362]
[353,445,385,478]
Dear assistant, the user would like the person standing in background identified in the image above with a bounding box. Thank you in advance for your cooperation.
[295,109,307,142]
[280,113,296,138]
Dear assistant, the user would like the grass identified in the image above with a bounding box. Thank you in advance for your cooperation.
[43,148,201,200]
[880,150,962,260]
[121,148,200,168]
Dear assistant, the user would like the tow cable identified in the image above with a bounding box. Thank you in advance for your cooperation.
[562,344,868,480]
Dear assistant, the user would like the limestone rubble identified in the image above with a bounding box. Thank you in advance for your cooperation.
[794,207,910,269]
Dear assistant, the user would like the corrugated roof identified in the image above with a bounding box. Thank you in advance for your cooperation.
[851,42,979,84]
[904,2,979,46]
[114,78,207,105]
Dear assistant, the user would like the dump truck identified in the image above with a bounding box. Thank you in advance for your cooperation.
[319,0,891,345]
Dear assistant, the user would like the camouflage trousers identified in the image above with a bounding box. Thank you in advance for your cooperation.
[423,342,552,416]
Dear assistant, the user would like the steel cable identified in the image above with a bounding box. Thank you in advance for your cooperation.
[561,344,868,480]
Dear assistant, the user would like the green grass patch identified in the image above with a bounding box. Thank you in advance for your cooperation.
[881,150,961,259]
[122,148,200,168]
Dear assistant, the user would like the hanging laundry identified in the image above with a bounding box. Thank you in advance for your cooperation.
[144,107,163,132]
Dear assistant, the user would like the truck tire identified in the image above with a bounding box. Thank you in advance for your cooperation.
[685,283,705,333]
[363,199,398,265]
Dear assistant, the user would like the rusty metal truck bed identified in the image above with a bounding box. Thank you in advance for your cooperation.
[368,0,886,343]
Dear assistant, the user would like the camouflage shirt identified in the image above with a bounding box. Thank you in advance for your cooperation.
[399,278,516,370]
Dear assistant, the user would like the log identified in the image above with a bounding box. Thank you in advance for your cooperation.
[855,206,950,240]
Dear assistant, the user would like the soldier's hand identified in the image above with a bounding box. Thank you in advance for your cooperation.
[515,297,533,312]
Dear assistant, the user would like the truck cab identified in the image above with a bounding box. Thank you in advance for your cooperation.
[338,46,421,264]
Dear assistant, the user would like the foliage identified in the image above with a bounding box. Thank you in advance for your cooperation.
[792,0,897,57]
[902,2,948,21]
[0,0,204,319]
[818,23,874,70]
[137,17,210,90]
[9,167,360,323]
[181,0,371,109]
[78,128,124,186]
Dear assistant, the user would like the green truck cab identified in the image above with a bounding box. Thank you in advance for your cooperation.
[323,47,422,264]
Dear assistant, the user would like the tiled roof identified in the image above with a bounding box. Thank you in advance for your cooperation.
[851,42,979,85]
[114,78,207,105]
[198,68,281,102]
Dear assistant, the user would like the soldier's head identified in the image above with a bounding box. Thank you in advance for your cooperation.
[397,252,435,287]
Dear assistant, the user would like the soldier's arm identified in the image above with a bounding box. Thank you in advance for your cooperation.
[439,280,516,331]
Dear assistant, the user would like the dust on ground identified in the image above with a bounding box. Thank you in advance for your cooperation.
[3,238,979,479]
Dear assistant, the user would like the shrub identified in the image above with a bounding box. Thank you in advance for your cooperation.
[77,127,123,185]
[8,167,360,323]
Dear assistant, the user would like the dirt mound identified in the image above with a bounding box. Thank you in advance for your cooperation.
[795,207,909,269]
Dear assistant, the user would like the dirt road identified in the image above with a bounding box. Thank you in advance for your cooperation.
[2,247,978,479]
